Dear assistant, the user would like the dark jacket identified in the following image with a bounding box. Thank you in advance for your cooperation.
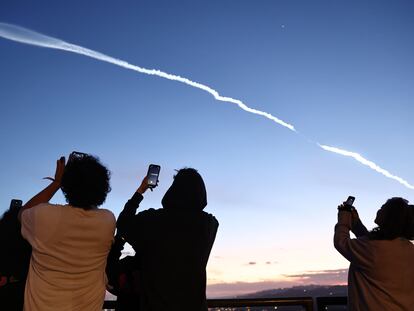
[0,205,31,311]
[116,191,218,311]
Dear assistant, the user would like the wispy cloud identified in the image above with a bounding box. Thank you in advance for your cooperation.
[207,280,297,298]
[207,269,348,298]
[284,268,348,285]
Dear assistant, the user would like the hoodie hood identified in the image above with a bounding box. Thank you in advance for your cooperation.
[162,168,207,211]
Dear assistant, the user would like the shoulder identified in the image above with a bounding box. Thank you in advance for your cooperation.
[22,203,64,219]
[91,208,116,227]
[96,208,115,219]
[137,208,160,218]
[202,211,218,221]
[202,211,219,227]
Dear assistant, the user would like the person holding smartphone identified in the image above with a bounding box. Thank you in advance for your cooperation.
[334,197,414,311]
[115,167,219,311]
[19,153,116,311]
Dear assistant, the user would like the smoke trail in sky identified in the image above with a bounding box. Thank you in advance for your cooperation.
[0,22,295,131]
[319,144,414,190]
[0,22,412,190]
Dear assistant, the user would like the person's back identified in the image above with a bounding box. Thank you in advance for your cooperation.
[116,167,218,311]
[134,208,217,310]
[19,153,115,311]
[346,237,414,310]
[22,203,115,311]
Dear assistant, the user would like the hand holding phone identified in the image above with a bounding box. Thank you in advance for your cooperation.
[344,196,355,207]
[338,196,355,212]
[147,164,161,190]
[137,165,161,194]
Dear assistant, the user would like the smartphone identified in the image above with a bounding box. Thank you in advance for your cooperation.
[68,151,89,163]
[147,164,161,188]
[344,196,355,206]
[10,199,23,210]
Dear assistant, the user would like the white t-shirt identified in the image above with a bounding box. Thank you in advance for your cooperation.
[21,203,115,311]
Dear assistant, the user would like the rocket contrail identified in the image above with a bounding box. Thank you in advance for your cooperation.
[0,22,295,132]
[0,22,412,190]
[319,144,414,190]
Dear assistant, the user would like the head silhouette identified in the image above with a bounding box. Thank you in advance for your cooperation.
[161,168,207,211]
[371,197,414,240]
[61,154,111,210]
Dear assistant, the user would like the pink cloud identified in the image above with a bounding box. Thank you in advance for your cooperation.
[207,280,297,298]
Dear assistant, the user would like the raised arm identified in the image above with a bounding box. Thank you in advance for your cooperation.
[116,176,149,241]
[350,209,369,237]
[334,205,371,268]
[334,208,353,262]
[18,157,65,222]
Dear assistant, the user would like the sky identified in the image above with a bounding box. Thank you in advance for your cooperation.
[1,0,414,298]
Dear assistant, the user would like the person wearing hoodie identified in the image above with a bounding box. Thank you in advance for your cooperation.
[115,168,219,311]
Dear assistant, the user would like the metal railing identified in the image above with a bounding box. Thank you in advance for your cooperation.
[316,297,347,311]
[103,296,348,310]
[208,297,314,310]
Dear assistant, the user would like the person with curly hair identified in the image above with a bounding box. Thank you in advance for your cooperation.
[19,153,116,311]
[334,197,414,311]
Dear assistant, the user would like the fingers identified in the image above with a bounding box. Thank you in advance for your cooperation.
[137,176,150,194]
[54,156,66,183]
[58,156,65,166]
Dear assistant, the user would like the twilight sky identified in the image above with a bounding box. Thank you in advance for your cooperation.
[1,0,413,297]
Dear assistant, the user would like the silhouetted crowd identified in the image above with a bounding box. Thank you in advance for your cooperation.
[0,152,413,311]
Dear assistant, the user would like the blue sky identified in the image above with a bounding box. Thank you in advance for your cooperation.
[1,0,413,297]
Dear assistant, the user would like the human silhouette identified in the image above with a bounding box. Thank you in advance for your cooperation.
[334,197,414,311]
[106,234,141,311]
[19,153,116,311]
[0,200,31,311]
[116,168,219,311]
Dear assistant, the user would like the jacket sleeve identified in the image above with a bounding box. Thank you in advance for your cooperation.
[116,192,144,243]
[351,217,369,238]
[334,211,371,268]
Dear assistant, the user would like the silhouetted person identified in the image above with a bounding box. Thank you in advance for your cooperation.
[334,197,414,311]
[0,200,31,311]
[19,153,116,311]
[106,234,141,311]
[116,168,219,311]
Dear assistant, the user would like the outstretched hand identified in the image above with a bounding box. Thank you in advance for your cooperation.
[43,156,66,185]
[20,156,66,221]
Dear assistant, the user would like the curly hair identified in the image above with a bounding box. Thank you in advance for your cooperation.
[370,197,414,240]
[61,154,111,209]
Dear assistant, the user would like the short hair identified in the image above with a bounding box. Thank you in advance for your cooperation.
[61,154,111,209]
[370,197,414,240]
